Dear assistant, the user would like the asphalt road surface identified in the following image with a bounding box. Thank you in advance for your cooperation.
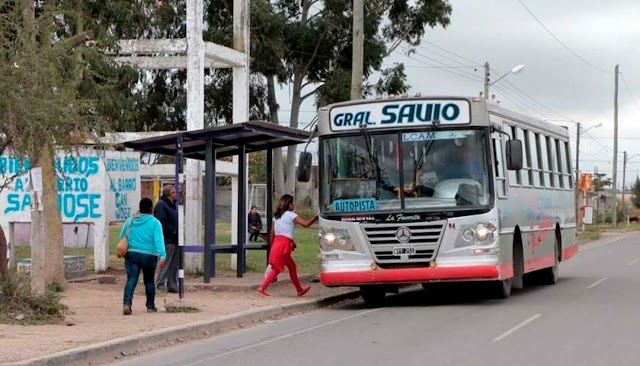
[115,233,640,366]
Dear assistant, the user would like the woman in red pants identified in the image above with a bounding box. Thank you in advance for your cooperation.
[257,194,318,297]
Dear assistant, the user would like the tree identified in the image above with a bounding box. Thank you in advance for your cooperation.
[593,173,612,191]
[249,0,453,196]
[0,0,135,293]
[632,176,640,209]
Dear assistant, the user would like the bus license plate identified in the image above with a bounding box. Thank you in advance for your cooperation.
[393,246,415,256]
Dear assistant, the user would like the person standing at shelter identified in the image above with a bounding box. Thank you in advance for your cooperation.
[155,184,179,293]
[248,205,263,242]
[256,194,318,297]
[122,198,166,315]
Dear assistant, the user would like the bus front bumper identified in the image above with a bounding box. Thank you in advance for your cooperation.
[321,263,512,287]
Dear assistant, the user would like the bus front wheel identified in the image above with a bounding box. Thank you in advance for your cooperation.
[488,278,512,299]
[360,286,386,308]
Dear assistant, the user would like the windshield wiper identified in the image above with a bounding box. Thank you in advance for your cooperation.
[359,125,389,198]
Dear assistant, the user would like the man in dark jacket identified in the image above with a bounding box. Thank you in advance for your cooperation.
[154,184,179,293]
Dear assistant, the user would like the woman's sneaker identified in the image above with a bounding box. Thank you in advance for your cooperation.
[123,305,132,315]
[297,286,311,297]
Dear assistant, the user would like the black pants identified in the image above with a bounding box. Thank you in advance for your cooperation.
[249,228,261,241]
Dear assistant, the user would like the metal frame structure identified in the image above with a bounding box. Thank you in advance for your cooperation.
[110,0,250,280]
[123,122,311,287]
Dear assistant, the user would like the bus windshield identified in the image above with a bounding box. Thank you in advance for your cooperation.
[320,129,492,214]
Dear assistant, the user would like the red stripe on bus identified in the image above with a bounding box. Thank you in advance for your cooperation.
[562,243,578,261]
[320,265,505,286]
[525,254,556,272]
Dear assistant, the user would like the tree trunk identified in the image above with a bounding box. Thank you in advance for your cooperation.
[267,76,286,198]
[0,225,7,278]
[284,69,304,195]
[30,144,65,294]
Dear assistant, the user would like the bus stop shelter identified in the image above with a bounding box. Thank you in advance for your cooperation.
[122,121,312,284]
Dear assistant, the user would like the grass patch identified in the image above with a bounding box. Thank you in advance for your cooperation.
[577,225,602,243]
[165,306,200,313]
[210,223,320,274]
[0,274,68,325]
[14,223,321,275]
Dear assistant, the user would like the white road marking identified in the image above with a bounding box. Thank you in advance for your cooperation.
[581,236,628,250]
[628,259,639,266]
[492,314,541,342]
[586,277,607,289]
[181,308,381,366]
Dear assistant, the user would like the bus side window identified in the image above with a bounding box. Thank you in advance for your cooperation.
[554,139,564,189]
[508,125,522,186]
[520,128,532,186]
[529,131,542,187]
[492,134,507,198]
[562,141,573,189]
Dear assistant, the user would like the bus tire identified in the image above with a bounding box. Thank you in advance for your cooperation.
[360,286,386,308]
[538,244,559,285]
[489,278,512,299]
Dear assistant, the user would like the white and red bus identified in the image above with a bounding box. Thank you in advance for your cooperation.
[310,96,577,305]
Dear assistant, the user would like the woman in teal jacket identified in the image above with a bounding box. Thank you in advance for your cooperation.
[120,198,166,315]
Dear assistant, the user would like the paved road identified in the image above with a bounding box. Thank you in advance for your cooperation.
[115,234,640,366]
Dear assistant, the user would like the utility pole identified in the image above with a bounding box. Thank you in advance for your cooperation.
[622,151,627,214]
[484,61,490,100]
[350,0,364,100]
[575,122,581,228]
[612,64,619,227]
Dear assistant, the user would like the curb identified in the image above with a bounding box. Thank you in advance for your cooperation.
[5,290,361,366]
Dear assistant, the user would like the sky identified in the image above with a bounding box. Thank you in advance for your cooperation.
[275,0,640,188]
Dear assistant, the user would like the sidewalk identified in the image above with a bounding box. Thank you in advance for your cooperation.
[0,272,360,366]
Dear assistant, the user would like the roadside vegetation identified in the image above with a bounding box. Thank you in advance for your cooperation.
[0,274,67,325]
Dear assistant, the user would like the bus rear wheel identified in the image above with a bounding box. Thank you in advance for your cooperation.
[360,286,386,308]
[537,246,559,285]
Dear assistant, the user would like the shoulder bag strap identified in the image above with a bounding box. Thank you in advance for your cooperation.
[125,212,139,238]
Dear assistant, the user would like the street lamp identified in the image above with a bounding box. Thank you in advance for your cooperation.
[483,63,525,100]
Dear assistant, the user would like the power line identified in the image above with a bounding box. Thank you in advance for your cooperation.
[515,0,612,75]
[397,47,484,82]
[420,40,480,66]
[620,73,640,113]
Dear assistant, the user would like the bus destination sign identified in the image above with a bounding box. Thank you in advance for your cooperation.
[329,99,471,131]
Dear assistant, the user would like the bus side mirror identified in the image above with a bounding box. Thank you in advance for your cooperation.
[297,152,313,182]
[506,139,523,170]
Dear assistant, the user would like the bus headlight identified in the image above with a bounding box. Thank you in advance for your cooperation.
[456,221,498,248]
[319,228,355,252]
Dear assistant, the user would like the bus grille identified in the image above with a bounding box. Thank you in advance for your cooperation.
[360,221,446,263]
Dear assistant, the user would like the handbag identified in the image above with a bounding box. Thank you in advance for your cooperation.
[116,213,138,258]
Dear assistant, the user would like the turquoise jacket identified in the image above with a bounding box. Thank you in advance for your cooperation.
[120,213,166,260]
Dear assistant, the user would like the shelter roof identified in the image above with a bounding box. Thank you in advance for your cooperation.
[121,121,312,159]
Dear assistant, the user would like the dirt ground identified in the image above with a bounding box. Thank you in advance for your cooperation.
[0,273,357,364]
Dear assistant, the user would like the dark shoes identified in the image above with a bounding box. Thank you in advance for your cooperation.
[123,305,132,315]
[147,307,158,313]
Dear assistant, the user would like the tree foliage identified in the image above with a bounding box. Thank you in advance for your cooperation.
[593,173,612,191]
[632,176,640,209]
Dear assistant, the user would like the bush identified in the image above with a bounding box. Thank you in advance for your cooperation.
[296,207,316,220]
[0,274,67,325]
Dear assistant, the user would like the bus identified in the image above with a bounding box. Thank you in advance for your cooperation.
[304,96,577,306]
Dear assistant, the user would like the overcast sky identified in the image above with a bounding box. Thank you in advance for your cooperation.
[277,0,640,187]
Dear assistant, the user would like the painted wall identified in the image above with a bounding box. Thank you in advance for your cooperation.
[0,150,140,271]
